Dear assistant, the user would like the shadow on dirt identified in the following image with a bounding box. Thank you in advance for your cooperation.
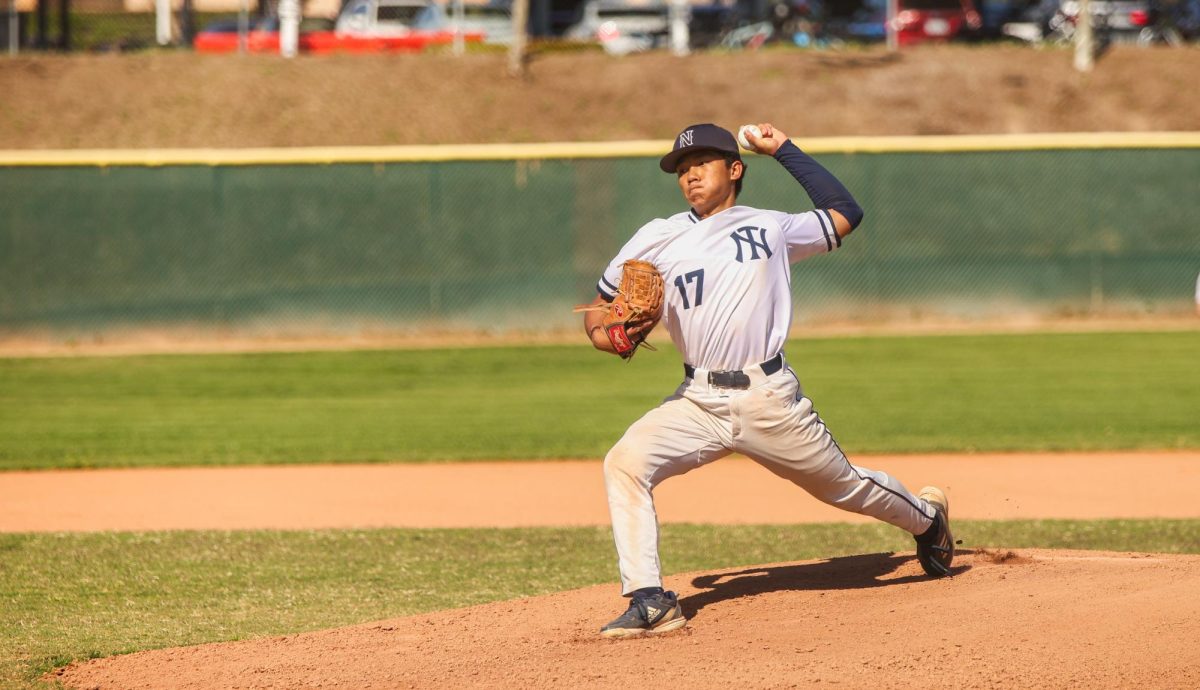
[682,551,972,616]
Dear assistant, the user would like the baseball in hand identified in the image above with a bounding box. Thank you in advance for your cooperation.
[737,125,762,152]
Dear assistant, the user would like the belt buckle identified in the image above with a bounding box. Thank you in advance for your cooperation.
[708,370,751,389]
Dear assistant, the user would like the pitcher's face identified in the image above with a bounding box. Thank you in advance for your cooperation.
[675,150,742,218]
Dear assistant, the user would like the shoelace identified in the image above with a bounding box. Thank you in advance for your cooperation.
[632,593,673,624]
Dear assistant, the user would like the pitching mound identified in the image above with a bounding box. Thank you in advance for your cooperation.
[53,548,1200,689]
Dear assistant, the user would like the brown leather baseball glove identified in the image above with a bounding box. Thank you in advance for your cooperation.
[575,259,664,360]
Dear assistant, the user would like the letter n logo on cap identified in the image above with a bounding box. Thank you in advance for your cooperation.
[679,130,693,148]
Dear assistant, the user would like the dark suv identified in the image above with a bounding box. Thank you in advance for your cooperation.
[824,0,982,43]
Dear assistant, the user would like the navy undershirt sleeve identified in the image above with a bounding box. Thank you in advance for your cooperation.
[773,140,864,230]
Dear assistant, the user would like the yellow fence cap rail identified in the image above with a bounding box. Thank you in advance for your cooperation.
[1,132,1197,167]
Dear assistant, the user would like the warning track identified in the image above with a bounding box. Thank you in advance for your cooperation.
[3,451,1197,533]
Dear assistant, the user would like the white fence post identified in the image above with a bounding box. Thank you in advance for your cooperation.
[1074,0,1093,72]
[669,0,689,56]
[452,0,464,56]
[508,0,528,76]
[156,0,171,45]
[280,0,300,57]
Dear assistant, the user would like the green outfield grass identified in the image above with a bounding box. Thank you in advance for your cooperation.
[1,520,1198,687]
[0,330,1197,470]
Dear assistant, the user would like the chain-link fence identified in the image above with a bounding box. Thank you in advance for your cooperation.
[1,135,1197,340]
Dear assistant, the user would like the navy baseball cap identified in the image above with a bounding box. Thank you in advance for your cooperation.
[659,123,741,173]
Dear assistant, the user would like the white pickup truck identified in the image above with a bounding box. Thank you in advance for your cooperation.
[335,0,442,36]
[334,0,511,44]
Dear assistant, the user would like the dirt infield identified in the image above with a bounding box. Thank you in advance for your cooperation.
[4,451,1199,532]
[16,451,1200,688]
[52,548,1200,689]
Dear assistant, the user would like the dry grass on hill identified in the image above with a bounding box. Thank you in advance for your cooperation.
[1,44,1198,150]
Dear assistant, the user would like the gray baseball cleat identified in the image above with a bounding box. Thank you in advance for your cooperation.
[600,590,687,639]
[915,486,955,577]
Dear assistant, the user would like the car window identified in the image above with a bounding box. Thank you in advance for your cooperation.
[378,4,427,23]
[462,6,508,17]
[300,17,335,31]
[902,0,966,9]
[201,19,242,32]
[596,7,666,17]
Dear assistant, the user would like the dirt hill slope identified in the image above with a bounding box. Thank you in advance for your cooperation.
[53,549,1200,689]
[3,45,1198,150]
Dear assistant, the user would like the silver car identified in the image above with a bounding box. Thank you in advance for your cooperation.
[1002,0,1154,43]
[564,0,675,54]
[1057,0,1153,40]
[451,2,515,44]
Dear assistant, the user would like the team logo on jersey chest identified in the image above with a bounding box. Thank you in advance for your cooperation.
[730,226,773,263]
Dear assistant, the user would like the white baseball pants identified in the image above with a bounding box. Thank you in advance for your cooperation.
[603,358,937,595]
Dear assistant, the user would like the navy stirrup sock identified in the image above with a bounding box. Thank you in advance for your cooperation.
[632,586,664,599]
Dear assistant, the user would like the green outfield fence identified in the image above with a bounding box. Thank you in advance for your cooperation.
[1,133,1198,339]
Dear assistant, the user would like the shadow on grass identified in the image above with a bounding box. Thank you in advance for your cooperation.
[682,551,972,616]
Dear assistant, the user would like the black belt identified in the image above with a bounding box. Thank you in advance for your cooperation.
[683,353,784,389]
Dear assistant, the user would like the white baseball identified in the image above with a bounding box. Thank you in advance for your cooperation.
[737,125,762,152]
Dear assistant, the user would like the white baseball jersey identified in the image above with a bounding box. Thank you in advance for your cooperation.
[596,205,843,371]
[596,204,938,597]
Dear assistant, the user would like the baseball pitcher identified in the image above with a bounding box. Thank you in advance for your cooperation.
[580,123,955,639]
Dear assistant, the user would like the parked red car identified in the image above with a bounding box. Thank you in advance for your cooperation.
[303,29,483,54]
[823,0,983,45]
[193,15,480,54]
[193,17,337,54]
[892,0,982,44]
